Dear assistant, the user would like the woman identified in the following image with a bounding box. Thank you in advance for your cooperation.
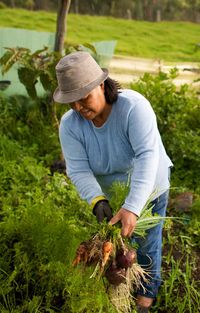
[53,51,173,312]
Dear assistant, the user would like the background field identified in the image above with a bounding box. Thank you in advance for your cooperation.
[0,8,200,62]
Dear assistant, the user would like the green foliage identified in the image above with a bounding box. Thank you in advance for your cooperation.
[18,66,38,99]
[0,102,115,311]
[0,43,112,100]
[153,197,200,313]
[0,93,65,163]
[131,70,200,191]
[0,47,61,99]
[0,136,113,312]
[0,59,199,312]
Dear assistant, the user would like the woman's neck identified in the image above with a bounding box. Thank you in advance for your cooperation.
[92,103,112,127]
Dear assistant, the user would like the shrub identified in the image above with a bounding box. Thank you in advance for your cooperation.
[0,93,64,164]
[0,136,113,312]
[130,70,200,191]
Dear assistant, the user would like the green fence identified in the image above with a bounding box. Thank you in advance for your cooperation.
[81,40,117,68]
[0,27,55,95]
[92,40,117,68]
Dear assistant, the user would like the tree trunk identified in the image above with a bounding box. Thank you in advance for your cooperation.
[54,0,71,53]
[74,0,79,14]
[34,0,49,10]
[135,0,143,20]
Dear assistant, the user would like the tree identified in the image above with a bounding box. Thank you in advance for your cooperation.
[54,0,71,53]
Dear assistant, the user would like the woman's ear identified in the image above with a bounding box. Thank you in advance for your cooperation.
[100,82,105,92]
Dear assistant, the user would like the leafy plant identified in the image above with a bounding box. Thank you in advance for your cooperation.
[131,70,200,191]
[0,47,61,98]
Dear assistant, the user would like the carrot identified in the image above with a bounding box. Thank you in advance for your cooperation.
[101,241,113,268]
[72,242,89,266]
[72,254,81,267]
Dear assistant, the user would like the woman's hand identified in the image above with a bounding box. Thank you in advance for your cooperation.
[109,208,138,237]
[93,200,113,223]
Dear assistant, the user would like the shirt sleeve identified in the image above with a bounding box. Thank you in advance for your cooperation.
[122,98,159,216]
[59,117,105,205]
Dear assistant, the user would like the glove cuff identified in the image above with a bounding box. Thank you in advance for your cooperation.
[91,195,107,210]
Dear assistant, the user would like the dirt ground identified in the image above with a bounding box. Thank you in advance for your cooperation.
[109,55,200,87]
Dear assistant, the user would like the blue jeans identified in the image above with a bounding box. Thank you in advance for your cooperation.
[132,190,169,298]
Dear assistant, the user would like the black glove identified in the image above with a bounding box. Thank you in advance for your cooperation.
[93,200,113,223]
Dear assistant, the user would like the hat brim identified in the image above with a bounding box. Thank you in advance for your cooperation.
[53,68,108,104]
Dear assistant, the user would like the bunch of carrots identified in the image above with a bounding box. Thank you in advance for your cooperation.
[72,195,166,287]
[73,236,113,271]
[71,186,178,312]
[72,229,139,285]
[72,225,149,313]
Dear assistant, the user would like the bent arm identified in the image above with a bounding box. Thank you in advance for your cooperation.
[59,119,105,206]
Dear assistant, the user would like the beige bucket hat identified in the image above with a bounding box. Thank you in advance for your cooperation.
[53,51,108,104]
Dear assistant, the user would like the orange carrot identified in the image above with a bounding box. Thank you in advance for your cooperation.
[72,254,81,267]
[72,242,89,266]
[102,241,113,267]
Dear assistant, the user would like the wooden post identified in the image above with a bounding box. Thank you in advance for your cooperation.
[54,0,71,53]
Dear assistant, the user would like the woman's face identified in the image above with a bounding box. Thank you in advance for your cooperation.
[69,84,110,123]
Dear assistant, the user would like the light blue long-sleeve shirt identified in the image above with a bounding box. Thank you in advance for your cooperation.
[59,89,173,216]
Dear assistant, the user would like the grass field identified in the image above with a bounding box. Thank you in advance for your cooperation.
[0,8,200,62]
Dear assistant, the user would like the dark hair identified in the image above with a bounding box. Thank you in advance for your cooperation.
[104,77,121,104]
